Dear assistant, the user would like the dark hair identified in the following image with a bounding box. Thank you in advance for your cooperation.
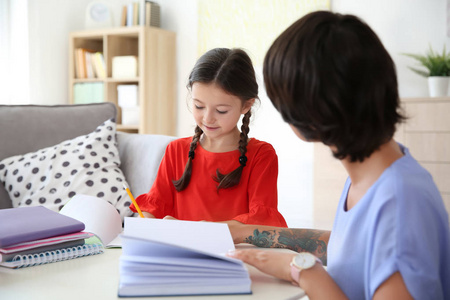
[263,11,405,162]
[173,48,258,191]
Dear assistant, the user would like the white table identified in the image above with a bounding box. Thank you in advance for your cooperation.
[0,246,306,300]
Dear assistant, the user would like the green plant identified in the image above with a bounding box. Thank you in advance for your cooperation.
[402,45,450,77]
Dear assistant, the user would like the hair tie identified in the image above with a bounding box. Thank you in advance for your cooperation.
[239,155,247,167]
[188,150,195,159]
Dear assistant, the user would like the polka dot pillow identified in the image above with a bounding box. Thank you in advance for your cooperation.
[0,118,133,221]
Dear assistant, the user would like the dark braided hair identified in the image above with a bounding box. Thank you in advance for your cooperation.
[214,110,251,189]
[172,48,258,192]
[172,125,203,191]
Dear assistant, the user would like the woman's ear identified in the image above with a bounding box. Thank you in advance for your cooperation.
[241,98,256,114]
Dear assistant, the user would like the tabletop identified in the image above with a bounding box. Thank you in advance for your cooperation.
[0,246,306,300]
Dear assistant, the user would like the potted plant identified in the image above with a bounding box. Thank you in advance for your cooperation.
[403,45,450,97]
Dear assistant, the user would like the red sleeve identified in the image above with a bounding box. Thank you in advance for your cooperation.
[232,143,287,227]
[129,143,177,218]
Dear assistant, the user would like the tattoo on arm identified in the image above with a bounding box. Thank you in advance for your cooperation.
[244,228,329,265]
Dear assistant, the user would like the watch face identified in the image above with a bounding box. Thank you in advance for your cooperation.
[293,252,316,269]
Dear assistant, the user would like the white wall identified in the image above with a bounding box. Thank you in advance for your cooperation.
[26,0,128,105]
[153,0,198,138]
[332,0,450,98]
[21,0,450,117]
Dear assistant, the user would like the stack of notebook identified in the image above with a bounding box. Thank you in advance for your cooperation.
[0,206,104,269]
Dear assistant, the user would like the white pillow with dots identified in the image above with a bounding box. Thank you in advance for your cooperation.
[0,119,133,221]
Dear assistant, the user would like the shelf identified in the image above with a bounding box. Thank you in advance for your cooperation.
[68,26,176,136]
[106,78,139,83]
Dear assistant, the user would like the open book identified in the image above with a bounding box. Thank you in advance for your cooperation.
[118,218,252,297]
[60,194,123,247]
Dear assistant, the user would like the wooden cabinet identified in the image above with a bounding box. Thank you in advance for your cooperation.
[313,97,450,229]
[68,26,176,135]
[396,97,450,213]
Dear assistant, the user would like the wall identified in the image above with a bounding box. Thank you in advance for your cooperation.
[26,0,128,105]
[333,0,449,98]
[21,0,450,119]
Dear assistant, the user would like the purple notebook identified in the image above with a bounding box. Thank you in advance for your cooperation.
[0,206,85,248]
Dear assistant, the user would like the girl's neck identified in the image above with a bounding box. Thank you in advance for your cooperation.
[200,127,241,153]
[340,139,404,210]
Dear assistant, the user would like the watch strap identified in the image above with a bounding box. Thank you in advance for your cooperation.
[290,256,322,285]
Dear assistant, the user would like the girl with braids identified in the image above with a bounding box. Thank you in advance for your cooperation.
[129,48,287,227]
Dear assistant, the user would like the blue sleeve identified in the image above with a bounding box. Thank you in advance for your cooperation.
[369,177,447,299]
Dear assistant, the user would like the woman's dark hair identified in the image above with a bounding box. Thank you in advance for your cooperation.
[173,48,258,191]
[263,11,405,162]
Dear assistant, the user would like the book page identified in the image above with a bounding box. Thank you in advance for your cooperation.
[124,218,235,254]
[60,194,122,245]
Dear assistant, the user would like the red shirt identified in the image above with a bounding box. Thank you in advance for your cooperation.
[130,137,287,227]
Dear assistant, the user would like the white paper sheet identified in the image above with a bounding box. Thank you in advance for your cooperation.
[123,218,235,254]
[60,194,122,245]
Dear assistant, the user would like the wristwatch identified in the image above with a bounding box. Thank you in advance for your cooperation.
[290,252,322,286]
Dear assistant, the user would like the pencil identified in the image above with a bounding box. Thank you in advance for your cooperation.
[123,183,145,218]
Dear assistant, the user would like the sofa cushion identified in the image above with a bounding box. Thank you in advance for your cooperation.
[0,103,117,209]
[0,118,133,220]
[116,132,176,197]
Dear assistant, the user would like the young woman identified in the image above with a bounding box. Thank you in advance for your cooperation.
[130,48,287,227]
[228,11,450,299]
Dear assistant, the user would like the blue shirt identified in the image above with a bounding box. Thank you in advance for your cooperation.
[327,145,450,299]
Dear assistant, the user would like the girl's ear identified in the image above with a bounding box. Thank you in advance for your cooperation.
[241,98,255,114]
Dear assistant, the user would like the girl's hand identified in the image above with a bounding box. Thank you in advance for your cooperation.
[228,249,295,282]
[163,215,178,220]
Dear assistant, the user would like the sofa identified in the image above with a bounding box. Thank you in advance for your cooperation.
[0,103,175,218]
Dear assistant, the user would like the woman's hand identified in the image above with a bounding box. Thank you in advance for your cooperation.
[228,249,295,282]
[163,215,178,220]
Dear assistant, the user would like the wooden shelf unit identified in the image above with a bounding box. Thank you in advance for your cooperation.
[68,26,176,135]
[395,97,450,212]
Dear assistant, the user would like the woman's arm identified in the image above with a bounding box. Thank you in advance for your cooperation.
[373,272,413,300]
[229,249,347,299]
[230,249,413,300]
[228,221,330,265]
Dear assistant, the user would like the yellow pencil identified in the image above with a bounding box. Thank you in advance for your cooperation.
[123,183,145,218]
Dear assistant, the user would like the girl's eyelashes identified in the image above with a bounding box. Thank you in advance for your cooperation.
[194,105,228,114]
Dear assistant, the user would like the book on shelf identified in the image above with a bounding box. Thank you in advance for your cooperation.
[74,48,104,79]
[133,2,139,26]
[118,218,252,297]
[120,5,127,26]
[122,1,160,27]
[126,3,134,26]
[144,1,160,27]
[0,206,104,269]
[75,48,87,79]
[85,50,95,79]
[93,52,106,78]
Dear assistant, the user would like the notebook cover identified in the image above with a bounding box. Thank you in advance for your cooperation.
[0,206,85,248]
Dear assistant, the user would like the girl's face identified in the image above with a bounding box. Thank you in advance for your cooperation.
[191,82,253,142]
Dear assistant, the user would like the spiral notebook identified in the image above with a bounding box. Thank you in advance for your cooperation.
[0,236,104,269]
